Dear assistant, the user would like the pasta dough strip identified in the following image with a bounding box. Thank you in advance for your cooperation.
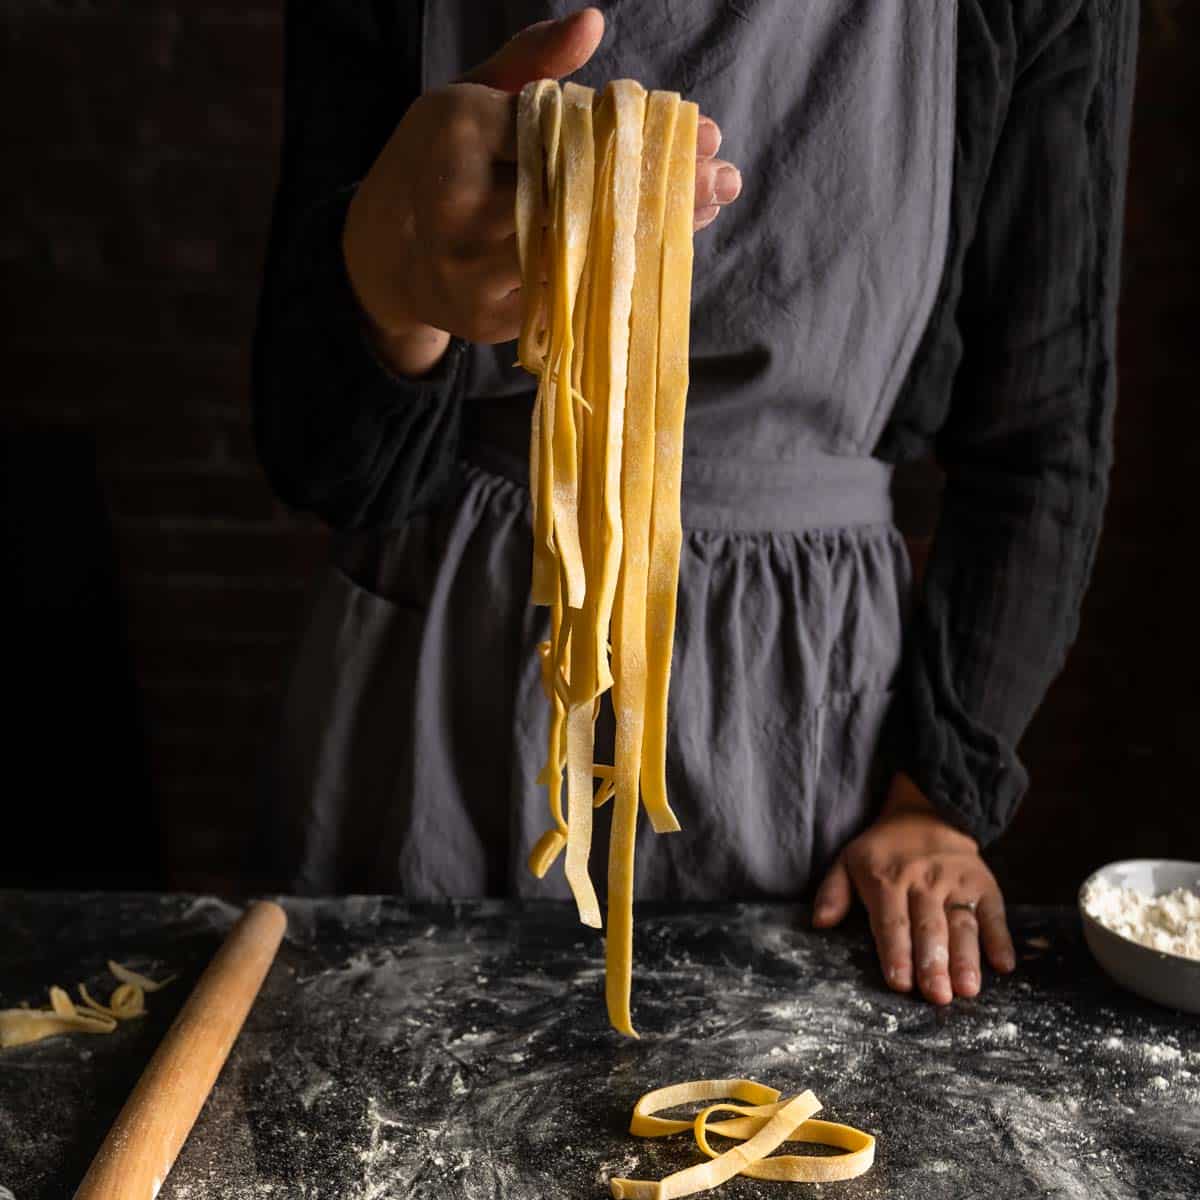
[606,88,682,1037]
[558,83,604,927]
[546,83,590,614]
[1,962,173,1049]
[515,79,555,373]
[610,1089,822,1199]
[0,1006,116,1048]
[517,77,695,1037]
[640,99,697,827]
[625,1078,783,1137]
[523,81,563,609]
[693,1110,876,1184]
[591,80,645,703]
[610,1079,876,1197]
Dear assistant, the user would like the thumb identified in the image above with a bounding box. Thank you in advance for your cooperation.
[461,8,605,93]
[811,855,854,929]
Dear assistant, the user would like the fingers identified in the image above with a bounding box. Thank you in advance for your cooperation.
[458,166,518,242]
[696,116,722,159]
[464,234,522,301]
[695,158,742,207]
[910,891,952,1005]
[811,856,853,928]
[977,893,1017,974]
[692,157,741,234]
[858,871,913,993]
[429,236,522,344]
[462,8,606,94]
[460,85,519,163]
[946,905,981,998]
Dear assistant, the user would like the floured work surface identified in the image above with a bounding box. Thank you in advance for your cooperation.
[1,894,1198,1199]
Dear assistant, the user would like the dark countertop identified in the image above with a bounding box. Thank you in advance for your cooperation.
[1,893,1197,1199]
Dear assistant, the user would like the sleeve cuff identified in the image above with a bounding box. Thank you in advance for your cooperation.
[879,682,1029,848]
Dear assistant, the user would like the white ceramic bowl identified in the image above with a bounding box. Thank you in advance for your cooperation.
[1078,859,1200,1015]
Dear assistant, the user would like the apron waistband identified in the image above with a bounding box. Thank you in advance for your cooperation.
[462,430,894,535]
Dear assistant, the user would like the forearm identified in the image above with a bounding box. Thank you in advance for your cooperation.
[883,0,1137,846]
[884,467,1106,846]
[339,196,453,378]
[253,188,468,530]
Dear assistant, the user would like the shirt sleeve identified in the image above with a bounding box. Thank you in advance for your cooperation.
[251,0,470,532]
[881,0,1139,845]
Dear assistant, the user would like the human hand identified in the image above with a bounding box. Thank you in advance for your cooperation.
[811,772,1017,1004]
[342,8,741,375]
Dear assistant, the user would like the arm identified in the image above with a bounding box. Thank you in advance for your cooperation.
[815,0,1139,1002]
[252,6,739,533]
[887,0,1139,846]
[251,0,470,532]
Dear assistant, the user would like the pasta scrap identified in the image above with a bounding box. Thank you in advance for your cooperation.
[108,959,177,992]
[516,76,698,1037]
[0,961,174,1050]
[609,1079,876,1198]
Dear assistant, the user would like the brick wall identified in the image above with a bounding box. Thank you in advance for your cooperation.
[3,3,1196,900]
[4,2,326,892]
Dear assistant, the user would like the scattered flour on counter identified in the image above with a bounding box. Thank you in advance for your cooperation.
[1142,1043,1183,1066]
[596,1152,642,1186]
[1082,877,1200,959]
[298,1075,334,1111]
[180,895,242,925]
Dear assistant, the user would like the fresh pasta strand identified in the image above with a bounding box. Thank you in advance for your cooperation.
[609,1079,877,1198]
[516,77,696,1037]
[1,962,173,1050]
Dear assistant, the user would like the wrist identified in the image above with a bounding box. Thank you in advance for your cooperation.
[360,309,453,379]
[341,206,452,379]
[883,771,935,815]
[884,772,978,848]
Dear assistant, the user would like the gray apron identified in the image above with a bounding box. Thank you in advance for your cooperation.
[262,1,957,899]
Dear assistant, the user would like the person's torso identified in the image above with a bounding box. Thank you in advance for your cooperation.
[423,0,956,461]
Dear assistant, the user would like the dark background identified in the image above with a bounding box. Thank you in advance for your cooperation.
[1,2,1195,900]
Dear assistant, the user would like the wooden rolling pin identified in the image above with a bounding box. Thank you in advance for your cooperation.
[74,899,287,1200]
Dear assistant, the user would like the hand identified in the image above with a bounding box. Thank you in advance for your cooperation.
[342,7,741,376]
[811,772,1016,1005]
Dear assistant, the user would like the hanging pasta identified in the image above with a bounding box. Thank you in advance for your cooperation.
[516,78,698,1037]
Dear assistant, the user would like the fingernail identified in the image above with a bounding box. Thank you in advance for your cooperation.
[715,165,742,203]
[696,119,722,156]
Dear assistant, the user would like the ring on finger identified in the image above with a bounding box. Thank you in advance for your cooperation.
[946,900,978,915]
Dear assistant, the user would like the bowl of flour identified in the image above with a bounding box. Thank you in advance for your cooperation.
[1079,860,1200,1014]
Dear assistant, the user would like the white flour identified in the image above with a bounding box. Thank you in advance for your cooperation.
[1082,878,1200,960]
